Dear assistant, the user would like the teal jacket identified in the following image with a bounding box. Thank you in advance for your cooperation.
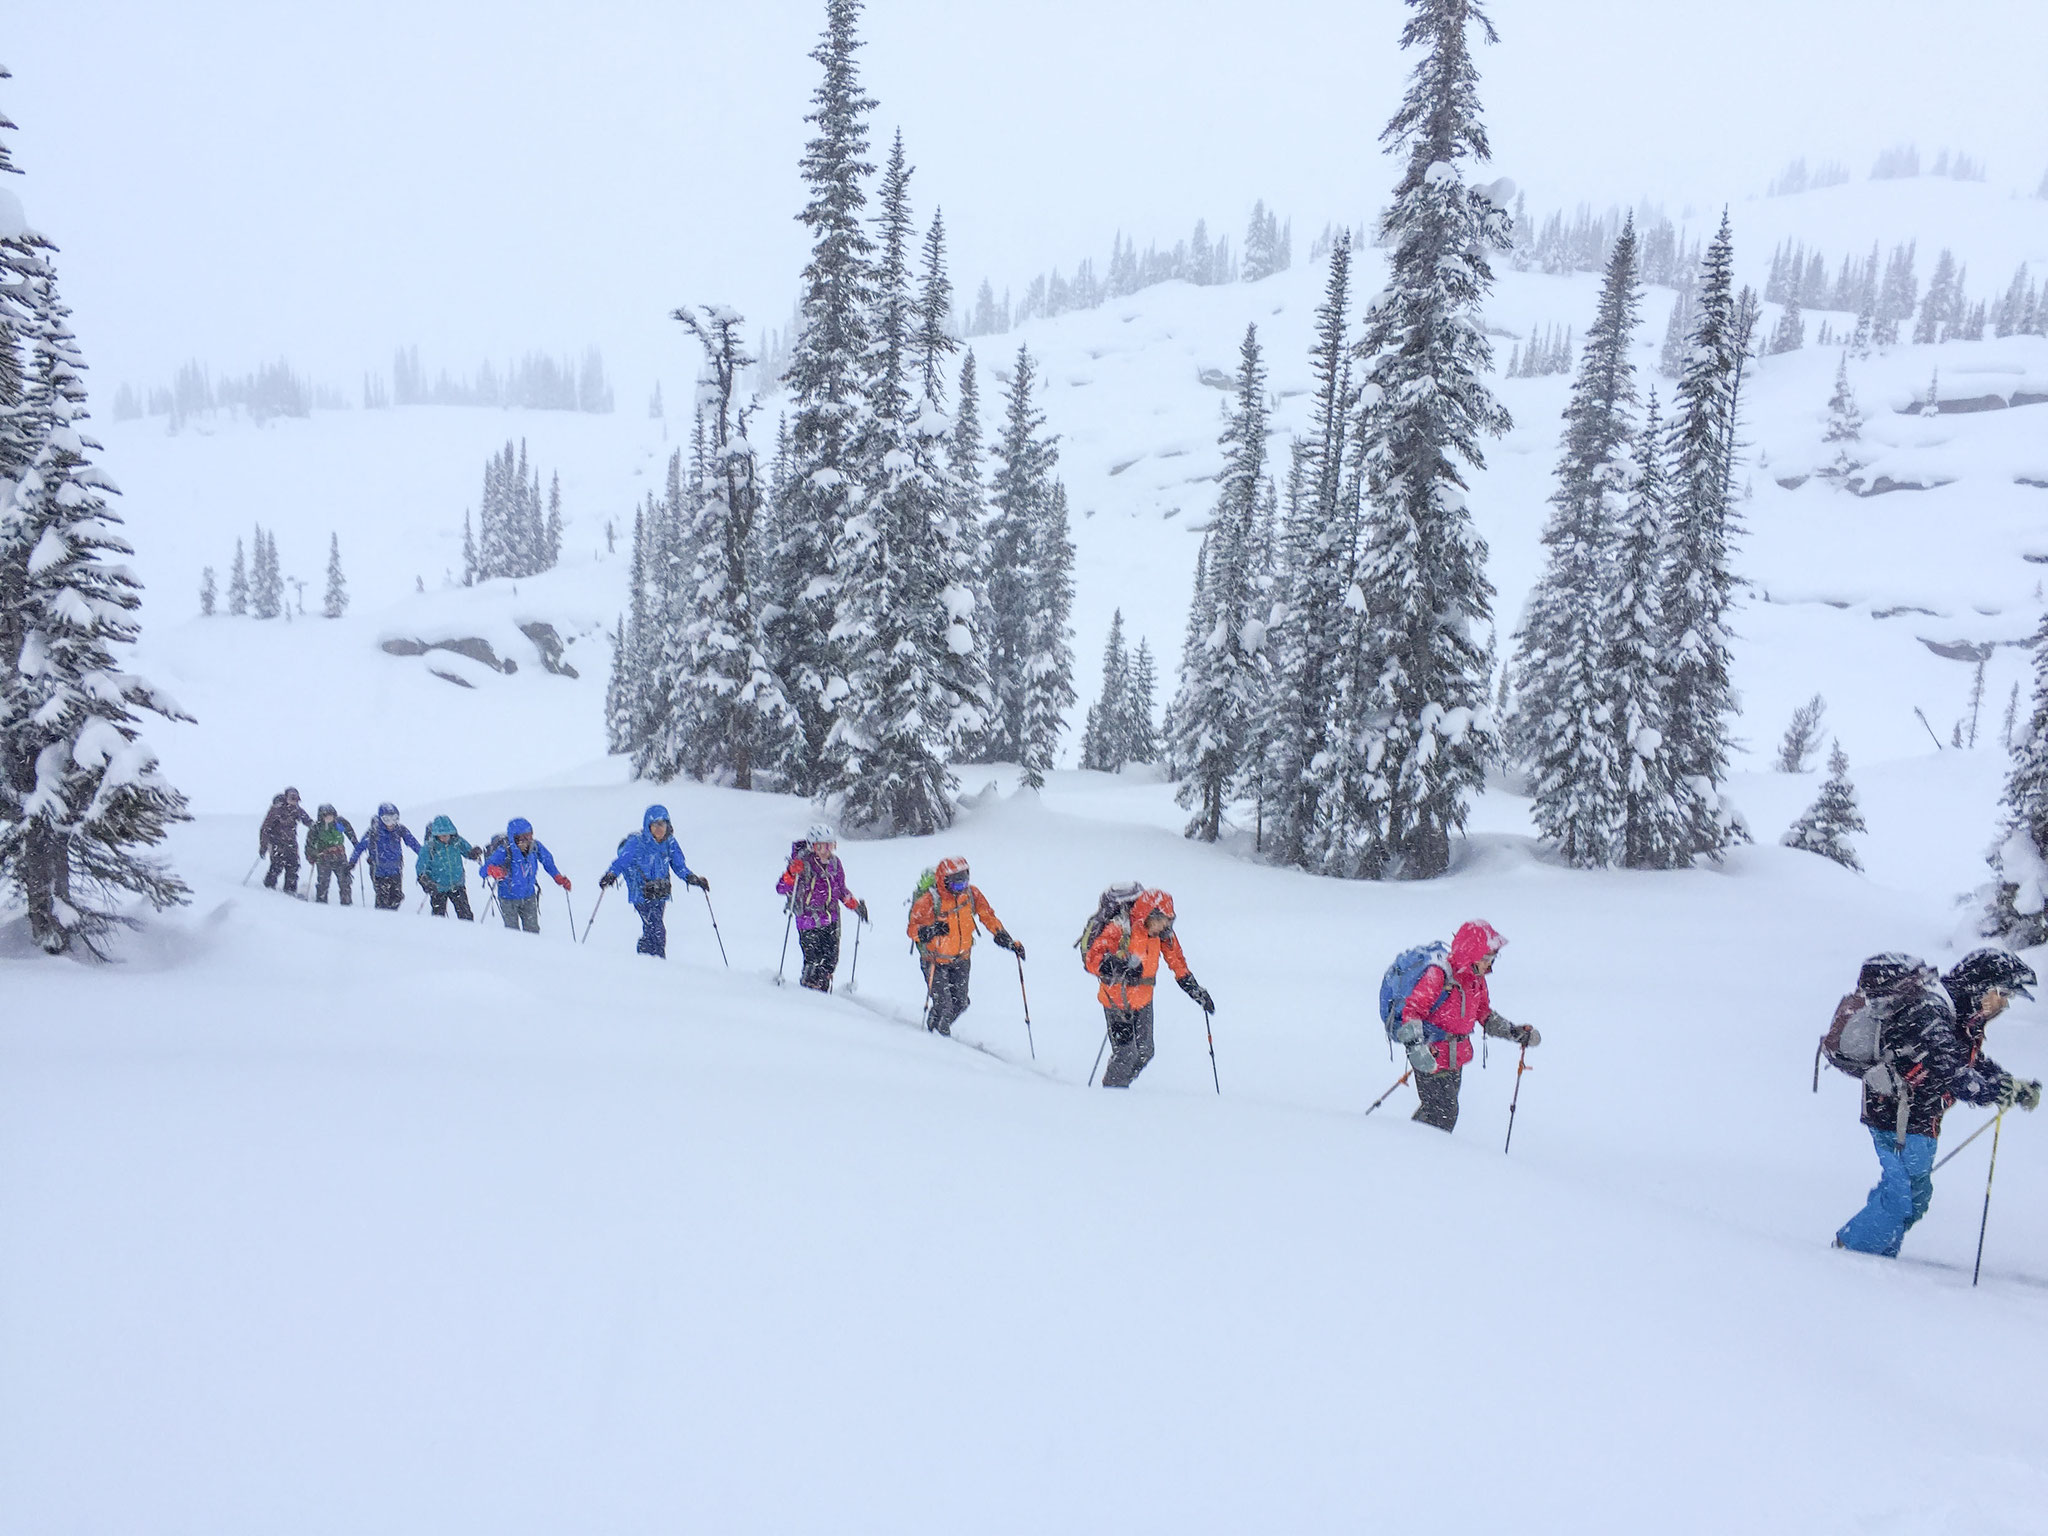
[415,815,479,892]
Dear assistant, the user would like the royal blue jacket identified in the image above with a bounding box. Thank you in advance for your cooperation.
[350,820,422,876]
[486,836,563,901]
[607,805,693,907]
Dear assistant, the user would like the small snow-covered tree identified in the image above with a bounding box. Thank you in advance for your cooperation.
[1768,296,1804,354]
[1128,638,1161,765]
[1819,352,1864,484]
[1783,741,1865,871]
[1079,608,1131,772]
[1775,694,1826,772]
[545,472,563,568]
[199,566,216,616]
[322,532,347,618]
[1172,323,1273,841]
[250,525,283,619]
[461,509,476,586]
[0,265,192,955]
[1983,616,2048,942]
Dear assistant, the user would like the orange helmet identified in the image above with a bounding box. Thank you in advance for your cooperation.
[936,855,970,889]
[1132,889,1175,930]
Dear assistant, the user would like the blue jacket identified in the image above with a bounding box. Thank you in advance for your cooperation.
[486,834,562,901]
[351,819,422,876]
[607,804,693,907]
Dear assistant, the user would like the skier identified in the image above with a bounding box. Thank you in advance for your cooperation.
[482,817,569,934]
[1834,951,2041,1258]
[599,804,707,959]
[775,824,868,992]
[1397,920,1540,1133]
[415,815,483,920]
[258,787,311,894]
[349,803,423,911]
[1085,887,1213,1088]
[907,856,1024,1035]
[304,803,357,906]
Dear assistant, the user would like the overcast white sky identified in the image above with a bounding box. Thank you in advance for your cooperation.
[6,0,2043,395]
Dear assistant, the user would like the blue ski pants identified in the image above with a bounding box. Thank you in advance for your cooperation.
[1836,1127,1938,1257]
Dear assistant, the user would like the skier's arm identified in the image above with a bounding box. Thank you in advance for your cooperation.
[537,843,561,879]
[1160,933,1191,982]
[402,827,423,854]
[775,858,802,897]
[973,889,1002,937]
[1084,923,1122,979]
[907,891,935,944]
[1402,967,1449,1027]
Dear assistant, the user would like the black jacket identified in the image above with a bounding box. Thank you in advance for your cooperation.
[1861,970,2010,1138]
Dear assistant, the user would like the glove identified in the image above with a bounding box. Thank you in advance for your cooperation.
[1097,954,1133,984]
[2022,1080,2043,1112]
[555,875,572,891]
[600,872,619,889]
[995,930,1024,960]
[916,921,950,945]
[1512,1025,1542,1049]
[855,899,870,924]
[486,866,506,883]
[689,873,710,892]
[1177,973,1215,1011]
[1407,1040,1440,1077]
[2002,1076,2043,1111]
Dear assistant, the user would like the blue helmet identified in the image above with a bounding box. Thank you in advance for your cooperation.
[378,801,399,819]
[508,817,534,839]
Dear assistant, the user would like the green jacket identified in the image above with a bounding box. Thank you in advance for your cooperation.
[415,815,479,891]
[305,817,355,863]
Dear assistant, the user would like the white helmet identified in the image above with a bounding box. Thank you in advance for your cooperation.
[807,822,837,845]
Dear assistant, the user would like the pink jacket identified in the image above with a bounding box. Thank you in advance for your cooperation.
[1401,920,1505,1072]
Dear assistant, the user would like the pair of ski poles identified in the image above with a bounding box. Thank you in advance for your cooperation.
[1086,997,1216,1091]
[577,880,728,965]
[1364,1041,1534,1155]
[1930,1107,2012,1287]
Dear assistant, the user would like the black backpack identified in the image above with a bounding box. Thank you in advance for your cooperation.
[1074,882,1143,969]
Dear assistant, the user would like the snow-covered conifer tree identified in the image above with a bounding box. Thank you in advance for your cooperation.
[461,510,476,586]
[1128,638,1160,765]
[251,526,282,619]
[1511,220,1641,866]
[1339,0,1513,879]
[545,472,563,568]
[0,265,191,954]
[1914,249,1956,345]
[1820,352,1864,484]
[772,0,878,789]
[980,344,1060,765]
[1079,609,1130,772]
[1874,241,1917,346]
[227,537,248,615]
[1017,482,1076,790]
[1768,296,1804,354]
[1775,694,1826,772]
[1783,741,1865,871]
[1986,613,2048,942]
[1658,214,1748,861]
[199,566,216,616]
[322,532,347,618]
[1171,323,1272,841]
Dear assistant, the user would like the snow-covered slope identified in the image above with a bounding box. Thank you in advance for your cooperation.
[12,174,2048,1532]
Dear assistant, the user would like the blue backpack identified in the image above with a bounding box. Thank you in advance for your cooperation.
[1379,942,1462,1044]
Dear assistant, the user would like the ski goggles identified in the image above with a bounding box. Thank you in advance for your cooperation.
[380,814,400,828]
[945,873,970,892]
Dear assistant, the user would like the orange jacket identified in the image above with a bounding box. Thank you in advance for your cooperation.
[1085,889,1189,1011]
[907,858,1003,964]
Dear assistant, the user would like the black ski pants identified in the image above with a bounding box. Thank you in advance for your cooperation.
[925,956,972,1034]
[500,895,540,933]
[264,845,301,894]
[371,873,405,911]
[313,858,352,905]
[1102,1002,1156,1089]
[429,886,474,921]
[1413,1066,1464,1132]
[798,923,840,991]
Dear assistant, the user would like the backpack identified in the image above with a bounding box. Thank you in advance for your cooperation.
[1379,942,1461,1044]
[909,867,937,908]
[1075,882,1144,969]
[1812,962,1934,1093]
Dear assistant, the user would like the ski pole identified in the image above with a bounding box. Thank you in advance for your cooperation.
[414,894,426,916]
[1203,1004,1220,1095]
[776,902,794,985]
[579,885,608,944]
[1015,952,1036,1059]
[921,958,937,1032]
[1089,1027,1110,1087]
[1972,1106,2007,1287]
[1364,1069,1413,1117]
[243,854,262,886]
[562,885,578,940]
[1932,1113,2002,1172]
[700,886,729,967]
[848,913,863,992]
[1504,1043,1532,1155]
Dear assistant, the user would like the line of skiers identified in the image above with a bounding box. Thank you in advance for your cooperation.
[262,789,2047,1262]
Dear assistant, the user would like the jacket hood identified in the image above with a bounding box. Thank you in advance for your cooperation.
[317,803,337,818]
[936,855,970,886]
[643,805,670,834]
[378,802,399,818]
[507,817,533,839]
[1450,920,1506,973]
[427,815,458,838]
[1132,889,1175,929]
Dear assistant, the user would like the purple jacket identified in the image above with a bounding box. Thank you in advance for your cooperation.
[776,843,852,931]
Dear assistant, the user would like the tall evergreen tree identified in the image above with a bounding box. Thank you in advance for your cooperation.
[639,307,802,791]
[199,566,216,617]
[1339,0,1513,879]
[227,538,248,615]
[322,532,347,618]
[981,344,1061,766]
[0,264,192,955]
[1128,638,1161,765]
[1602,390,1695,868]
[1658,214,1747,861]
[1511,219,1641,866]
[773,0,879,789]
[1266,237,1360,869]
[545,472,563,568]
[1783,741,1865,871]
[251,525,282,619]
[1079,609,1131,772]
[1171,323,1272,841]
[461,509,477,586]
[1985,611,2048,944]
[1017,482,1077,790]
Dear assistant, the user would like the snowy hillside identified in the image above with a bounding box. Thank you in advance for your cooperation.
[10,168,2048,1533]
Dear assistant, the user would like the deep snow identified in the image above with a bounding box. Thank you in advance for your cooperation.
[7,173,2048,1533]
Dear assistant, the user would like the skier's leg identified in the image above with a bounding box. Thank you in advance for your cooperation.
[264,848,285,889]
[637,900,668,958]
[499,894,522,930]
[451,886,473,922]
[1902,1133,1938,1232]
[282,850,301,895]
[1411,1066,1462,1132]
[1102,1005,1156,1088]
[928,960,969,1034]
[1837,1127,1913,1256]
[430,890,450,917]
